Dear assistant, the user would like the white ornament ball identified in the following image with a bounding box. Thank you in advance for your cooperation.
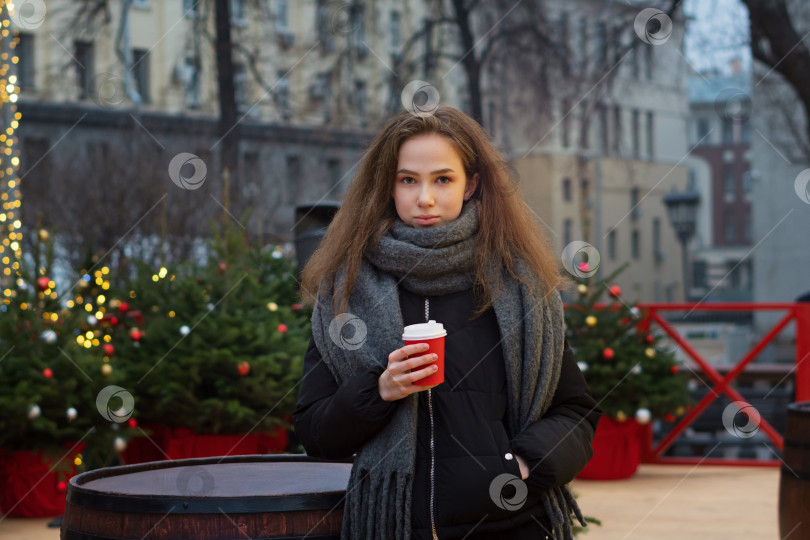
[630,307,641,318]
[631,365,642,375]
[636,408,652,424]
[114,437,127,452]
[179,325,191,336]
[67,407,78,421]
[577,361,589,372]
[40,329,58,345]
[28,405,41,419]
[207,303,215,311]
[111,422,120,431]
[87,315,98,326]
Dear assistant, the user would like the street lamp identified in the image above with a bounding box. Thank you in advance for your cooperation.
[663,189,701,302]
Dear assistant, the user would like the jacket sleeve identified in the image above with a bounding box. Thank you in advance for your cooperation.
[292,336,400,459]
[508,338,602,491]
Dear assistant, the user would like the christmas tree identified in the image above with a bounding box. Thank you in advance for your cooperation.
[112,221,311,437]
[565,262,690,425]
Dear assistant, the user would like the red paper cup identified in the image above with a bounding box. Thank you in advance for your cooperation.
[403,320,447,386]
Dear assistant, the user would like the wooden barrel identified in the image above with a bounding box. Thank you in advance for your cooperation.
[61,454,352,539]
[779,402,810,540]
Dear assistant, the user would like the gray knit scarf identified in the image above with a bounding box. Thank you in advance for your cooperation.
[311,200,586,539]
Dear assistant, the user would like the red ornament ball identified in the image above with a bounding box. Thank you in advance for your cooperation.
[103,343,115,356]
[43,368,53,378]
[118,302,130,314]
[665,413,676,422]
[277,323,288,333]
[36,276,50,291]
[609,285,622,297]
[602,348,615,360]
[110,316,119,326]
[218,262,227,275]
[128,418,138,429]
[577,262,590,272]
[645,334,655,344]
[129,328,143,341]
[291,303,304,311]
[57,481,67,492]
[237,361,251,376]
[670,365,678,374]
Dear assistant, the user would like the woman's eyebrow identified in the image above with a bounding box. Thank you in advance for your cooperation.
[396,168,456,175]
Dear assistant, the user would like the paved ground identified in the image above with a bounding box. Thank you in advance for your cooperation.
[0,464,781,539]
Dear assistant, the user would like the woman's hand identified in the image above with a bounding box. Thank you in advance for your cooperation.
[515,454,530,480]
[378,343,441,401]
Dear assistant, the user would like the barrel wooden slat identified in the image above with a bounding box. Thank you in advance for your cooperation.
[779,402,810,540]
[61,454,351,540]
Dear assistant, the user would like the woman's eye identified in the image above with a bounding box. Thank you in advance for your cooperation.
[436,176,451,184]
[401,177,415,184]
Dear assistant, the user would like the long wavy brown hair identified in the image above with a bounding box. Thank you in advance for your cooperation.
[299,105,573,317]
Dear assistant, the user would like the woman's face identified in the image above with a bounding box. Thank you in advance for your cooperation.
[392,133,478,228]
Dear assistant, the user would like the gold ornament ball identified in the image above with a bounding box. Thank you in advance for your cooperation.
[577,284,588,295]
[645,347,656,358]
[616,410,627,422]
[101,364,113,376]
[676,406,685,416]
[267,302,278,312]
[74,457,82,466]
[585,315,597,327]
[38,229,49,242]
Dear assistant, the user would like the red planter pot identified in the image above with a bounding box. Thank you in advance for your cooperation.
[119,424,289,464]
[577,417,643,480]
[0,443,85,518]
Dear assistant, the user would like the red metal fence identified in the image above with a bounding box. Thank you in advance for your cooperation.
[631,302,810,466]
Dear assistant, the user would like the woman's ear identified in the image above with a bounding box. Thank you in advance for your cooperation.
[464,173,480,201]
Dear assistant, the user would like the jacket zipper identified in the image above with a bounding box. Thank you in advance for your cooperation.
[425,297,439,540]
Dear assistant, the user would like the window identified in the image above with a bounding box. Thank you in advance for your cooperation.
[692,260,707,288]
[722,120,734,144]
[599,104,609,153]
[653,217,662,263]
[233,63,248,109]
[132,49,150,104]
[275,0,288,29]
[563,218,573,247]
[597,21,607,69]
[631,44,641,78]
[243,151,259,189]
[17,33,35,90]
[741,120,751,143]
[724,164,735,197]
[724,213,736,243]
[744,214,752,243]
[631,229,640,259]
[577,17,588,73]
[608,229,616,260]
[276,69,290,121]
[644,45,653,79]
[562,178,572,202]
[354,79,367,122]
[696,118,710,144]
[742,169,752,194]
[612,106,621,156]
[183,0,199,17]
[630,187,641,220]
[317,0,333,52]
[327,158,341,194]
[561,99,571,148]
[231,0,245,24]
[611,25,622,67]
[390,11,401,53]
[646,111,654,159]
[184,56,201,108]
[580,108,590,149]
[688,168,697,191]
[632,109,640,159]
[74,41,94,100]
[287,155,301,202]
[559,12,570,76]
[580,179,590,203]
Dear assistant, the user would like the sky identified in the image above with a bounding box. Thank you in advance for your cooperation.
[683,0,751,75]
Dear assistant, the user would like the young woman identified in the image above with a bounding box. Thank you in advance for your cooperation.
[294,106,601,540]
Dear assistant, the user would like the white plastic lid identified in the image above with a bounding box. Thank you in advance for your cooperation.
[402,320,446,340]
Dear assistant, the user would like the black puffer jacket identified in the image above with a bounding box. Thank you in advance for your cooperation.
[293,285,601,539]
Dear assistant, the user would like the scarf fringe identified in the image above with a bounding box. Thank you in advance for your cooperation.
[540,485,587,540]
[342,466,413,540]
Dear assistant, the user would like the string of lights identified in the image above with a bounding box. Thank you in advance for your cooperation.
[0,0,22,300]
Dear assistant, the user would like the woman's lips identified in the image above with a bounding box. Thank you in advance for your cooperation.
[415,216,439,225]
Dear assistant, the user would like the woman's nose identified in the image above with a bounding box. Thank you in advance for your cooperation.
[417,185,434,206]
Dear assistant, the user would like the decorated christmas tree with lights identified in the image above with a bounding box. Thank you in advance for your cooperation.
[113,221,311,437]
[565,262,690,425]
